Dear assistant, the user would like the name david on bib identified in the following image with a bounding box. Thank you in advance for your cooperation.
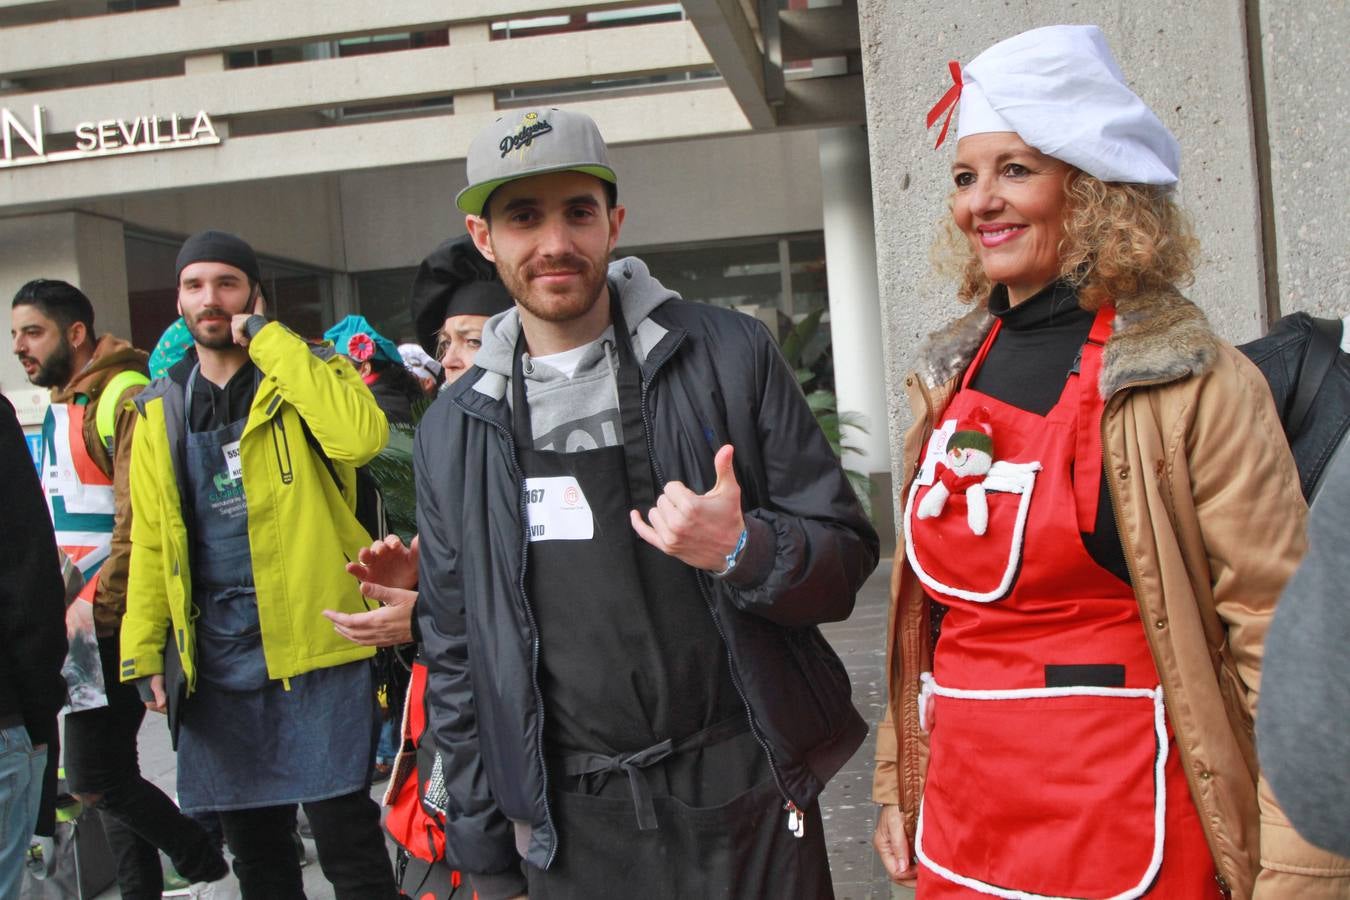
[524,476,594,542]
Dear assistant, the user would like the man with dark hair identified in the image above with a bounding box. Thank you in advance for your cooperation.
[0,393,67,896]
[11,279,227,898]
[415,108,878,898]
[10,279,95,387]
[121,230,398,898]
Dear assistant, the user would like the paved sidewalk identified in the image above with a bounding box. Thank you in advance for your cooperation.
[820,558,905,900]
[93,560,898,899]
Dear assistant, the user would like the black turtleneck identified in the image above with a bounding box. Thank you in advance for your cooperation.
[967,282,1130,585]
[166,348,260,434]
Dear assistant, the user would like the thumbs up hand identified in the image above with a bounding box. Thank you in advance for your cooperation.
[630,444,746,572]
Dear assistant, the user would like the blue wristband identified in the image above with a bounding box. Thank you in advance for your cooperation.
[712,527,749,578]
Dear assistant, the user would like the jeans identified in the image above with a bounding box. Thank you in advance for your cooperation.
[376,718,398,765]
[218,790,397,899]
[0,724,45,898]
[64,635,226,899]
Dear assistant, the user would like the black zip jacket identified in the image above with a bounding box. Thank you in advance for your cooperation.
[1239,312,1350,499]
[0,394,68,747]
[414,267,877,890]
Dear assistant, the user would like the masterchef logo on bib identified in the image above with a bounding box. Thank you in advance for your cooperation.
[523,475,594,542]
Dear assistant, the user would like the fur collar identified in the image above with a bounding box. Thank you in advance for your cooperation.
[916,288,1220,399]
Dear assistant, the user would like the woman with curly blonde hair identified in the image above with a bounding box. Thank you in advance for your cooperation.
[941,175,1199,311]
[872,24,1345,900]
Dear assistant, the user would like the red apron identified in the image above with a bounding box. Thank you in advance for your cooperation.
[904,308,1220,899]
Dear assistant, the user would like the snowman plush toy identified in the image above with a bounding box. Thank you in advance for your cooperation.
[917,408,995,535]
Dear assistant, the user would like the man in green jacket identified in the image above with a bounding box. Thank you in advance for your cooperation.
[121,230,397,899]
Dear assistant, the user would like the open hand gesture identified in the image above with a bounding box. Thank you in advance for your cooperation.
[346,534,420,591]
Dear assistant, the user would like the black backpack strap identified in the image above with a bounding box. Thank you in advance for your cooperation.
[298,416,342,489]
[1287,317,1343,440]
[298,417,387,539]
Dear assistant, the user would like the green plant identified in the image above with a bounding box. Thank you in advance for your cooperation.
[778,309,873,518]
[365,426,417,541]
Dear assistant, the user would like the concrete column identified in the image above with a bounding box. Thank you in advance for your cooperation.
[819,125,893,544]
[0,212,130,424]
[449,22,496,116]
[819,125,890,473]
[180,0,231,139]
[1258,3,1350,318]
[330,272,357,318]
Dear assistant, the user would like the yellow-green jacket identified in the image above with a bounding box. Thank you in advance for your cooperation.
[121,322,388,691]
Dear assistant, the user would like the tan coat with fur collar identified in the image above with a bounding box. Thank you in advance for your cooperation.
[872,288,1350,898]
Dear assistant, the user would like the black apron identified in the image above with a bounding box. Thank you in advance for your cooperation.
[514,300,833,899]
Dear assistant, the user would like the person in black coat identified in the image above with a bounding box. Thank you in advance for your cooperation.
[1239,312,1350,500]
[0,394,67,891]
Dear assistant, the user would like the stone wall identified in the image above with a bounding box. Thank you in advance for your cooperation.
[858,0,1348,496]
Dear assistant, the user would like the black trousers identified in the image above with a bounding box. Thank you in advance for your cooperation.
[218,790,398,899]
[63,635,227,899]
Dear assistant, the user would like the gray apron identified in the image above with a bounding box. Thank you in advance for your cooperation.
[182,366,267,692]
[175,365,376,813]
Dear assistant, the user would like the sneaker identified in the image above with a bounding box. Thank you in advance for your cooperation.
[292,826,310,869]
[163,863,191,891]
[187,881,220,899]
[26,836,55,879]
[296,808,313,839]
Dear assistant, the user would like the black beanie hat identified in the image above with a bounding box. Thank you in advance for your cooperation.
[175,230,262,284]
[409,235,514,356]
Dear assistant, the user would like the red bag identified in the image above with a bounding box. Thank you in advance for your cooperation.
[383,662,446,863]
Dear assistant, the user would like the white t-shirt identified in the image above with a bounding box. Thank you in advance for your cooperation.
[531,341,599,379]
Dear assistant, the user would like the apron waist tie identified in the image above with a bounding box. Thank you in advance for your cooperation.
[557,715,748,831]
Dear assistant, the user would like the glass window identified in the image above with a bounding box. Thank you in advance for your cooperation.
[354,269,420,346]
[227,30,447,70]
[491,4,717,103]
[106,0,177,12]
[624,233,827,318]
[349,231,830,369]
[125,234,180,353]
[622,232,832,389]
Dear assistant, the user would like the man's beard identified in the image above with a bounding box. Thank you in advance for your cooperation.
[494,250,608,325]
[184,308,236,350]
[24,338,74,388]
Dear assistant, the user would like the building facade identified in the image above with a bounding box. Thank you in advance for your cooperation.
[2,0,1345,534]
[0,3,891,528]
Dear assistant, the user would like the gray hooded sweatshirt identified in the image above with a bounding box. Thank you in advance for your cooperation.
[471,256,677,451]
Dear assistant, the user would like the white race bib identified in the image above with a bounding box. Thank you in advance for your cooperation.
[223,439,244,482]
[524,476,594,542]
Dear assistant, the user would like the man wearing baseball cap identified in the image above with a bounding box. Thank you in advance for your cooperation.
[120,230,398,897]
[415,108,878,897]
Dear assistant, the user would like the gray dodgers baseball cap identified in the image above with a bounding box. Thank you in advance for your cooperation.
[456,108,617,216]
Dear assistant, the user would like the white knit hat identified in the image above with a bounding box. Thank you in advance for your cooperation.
[929,25,1180,186]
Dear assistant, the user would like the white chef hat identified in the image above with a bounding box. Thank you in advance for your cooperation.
[930,25,1180,186]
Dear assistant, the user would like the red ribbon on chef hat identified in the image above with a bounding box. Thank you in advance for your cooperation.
[926,60,963,149]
